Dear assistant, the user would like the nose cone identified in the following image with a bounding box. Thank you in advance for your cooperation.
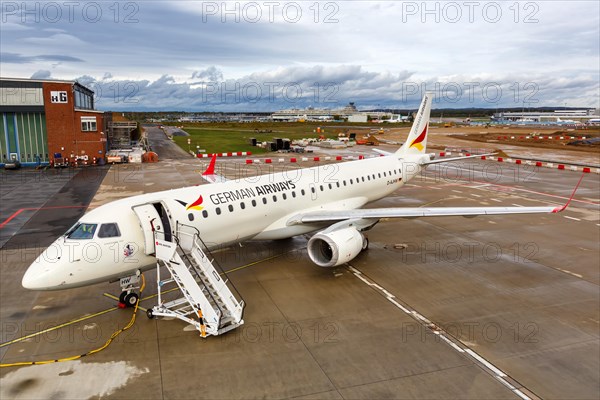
[22,242,66,290]
[22,260,53,290]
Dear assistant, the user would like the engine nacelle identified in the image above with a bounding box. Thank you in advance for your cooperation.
[307,227,365,267]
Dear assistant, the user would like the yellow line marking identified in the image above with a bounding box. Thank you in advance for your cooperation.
[0,307,117,348]
[223,249,299,274]
[102,293,147,312]
[103,292,119,301]
[419,198,448,207]
[141,287,179,301]
[0,250,298,350]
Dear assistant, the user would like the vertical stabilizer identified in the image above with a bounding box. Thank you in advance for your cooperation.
[396,92,433,156]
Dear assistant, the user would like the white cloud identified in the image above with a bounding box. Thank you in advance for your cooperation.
[0,1,597,109]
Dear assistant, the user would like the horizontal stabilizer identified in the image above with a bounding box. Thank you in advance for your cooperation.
[421,153,496,165]
[372,148,393,156]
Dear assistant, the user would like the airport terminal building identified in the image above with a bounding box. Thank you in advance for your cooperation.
[0,78,106,166]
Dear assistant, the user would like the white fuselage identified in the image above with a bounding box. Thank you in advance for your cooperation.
[22,155,423,290]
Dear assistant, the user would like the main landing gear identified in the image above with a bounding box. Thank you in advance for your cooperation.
[118,270,141,308]
[362,234,369,251]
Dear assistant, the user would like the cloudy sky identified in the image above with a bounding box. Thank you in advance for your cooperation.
[1,1,598,111]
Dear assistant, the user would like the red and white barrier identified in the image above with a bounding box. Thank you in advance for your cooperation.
[496,136,587,141]
[197,152,251,158]
[231,150,599,174]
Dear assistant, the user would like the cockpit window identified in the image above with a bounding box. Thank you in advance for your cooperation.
[98,223,121,238]
[67,223,97,239]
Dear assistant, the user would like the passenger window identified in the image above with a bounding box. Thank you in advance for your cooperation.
[311,187,315,193]
[273,195,277,202]
[343,180,347,186]
[336,182,340,188]
[301,189,306,196]
[262,198,267,204]
[187,213,194,222]
[228,205,234,212]
[319,185,324,191]
[283,193,287,200]
[252,200,257,207]
[378,173,381,178]
[241,202,246,209]
[292,191,296,198]
[98,223,120,238]
[216,207,221,215]
[350,179,353,184]
[68,223,97,239]
[328,183,332,189]
[202,210,208,218]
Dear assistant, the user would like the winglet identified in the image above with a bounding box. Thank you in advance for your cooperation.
[552,173,585,213]
[202,154,217,176]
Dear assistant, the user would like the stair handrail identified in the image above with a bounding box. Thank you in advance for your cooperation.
[192,234,245,314]
[171,234,225,322]
[175,221,245,319]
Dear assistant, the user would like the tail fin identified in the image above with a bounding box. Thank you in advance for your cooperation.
[396,92,433,157]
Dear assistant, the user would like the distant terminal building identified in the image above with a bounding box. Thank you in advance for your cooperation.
[272,102,391,122]
[0,77,106,166]
[492,109,599,123]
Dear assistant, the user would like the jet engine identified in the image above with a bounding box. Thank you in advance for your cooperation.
[307,227,366,267]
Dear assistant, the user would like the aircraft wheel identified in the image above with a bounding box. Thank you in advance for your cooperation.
[124,292,139,307]
[362,236,369,251]
[146,309,155,319]
[119,291,128,304]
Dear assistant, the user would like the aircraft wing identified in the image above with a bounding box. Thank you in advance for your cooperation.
[201,154,229,183]
[289,174,583,225]
[288,205,562,225]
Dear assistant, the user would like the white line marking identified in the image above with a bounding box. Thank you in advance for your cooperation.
[497,376,516,390]
[346,263,527,397]
[564,216,581,221]
[465,349,506,377]
[514,389,531,400]
[438,335,465,353]
[511,204,524,207]
[452,190,463,193]
[471,194,482,198]
[556,268,583,278]
[491,198,502,203]
[388,298,411,313]
[469,184,492,189]
[496,377,531,400]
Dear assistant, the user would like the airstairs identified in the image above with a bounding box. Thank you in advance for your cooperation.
[149,226,245,337]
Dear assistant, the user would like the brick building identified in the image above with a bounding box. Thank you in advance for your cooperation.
[0,77,106,166]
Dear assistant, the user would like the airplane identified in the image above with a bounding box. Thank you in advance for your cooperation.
[556,117,577,124]
[21,93,577,306]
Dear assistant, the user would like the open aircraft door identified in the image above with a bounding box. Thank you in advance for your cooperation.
[132,203,172,255]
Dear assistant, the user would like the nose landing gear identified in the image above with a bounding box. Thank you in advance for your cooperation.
[118,270,142,308]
